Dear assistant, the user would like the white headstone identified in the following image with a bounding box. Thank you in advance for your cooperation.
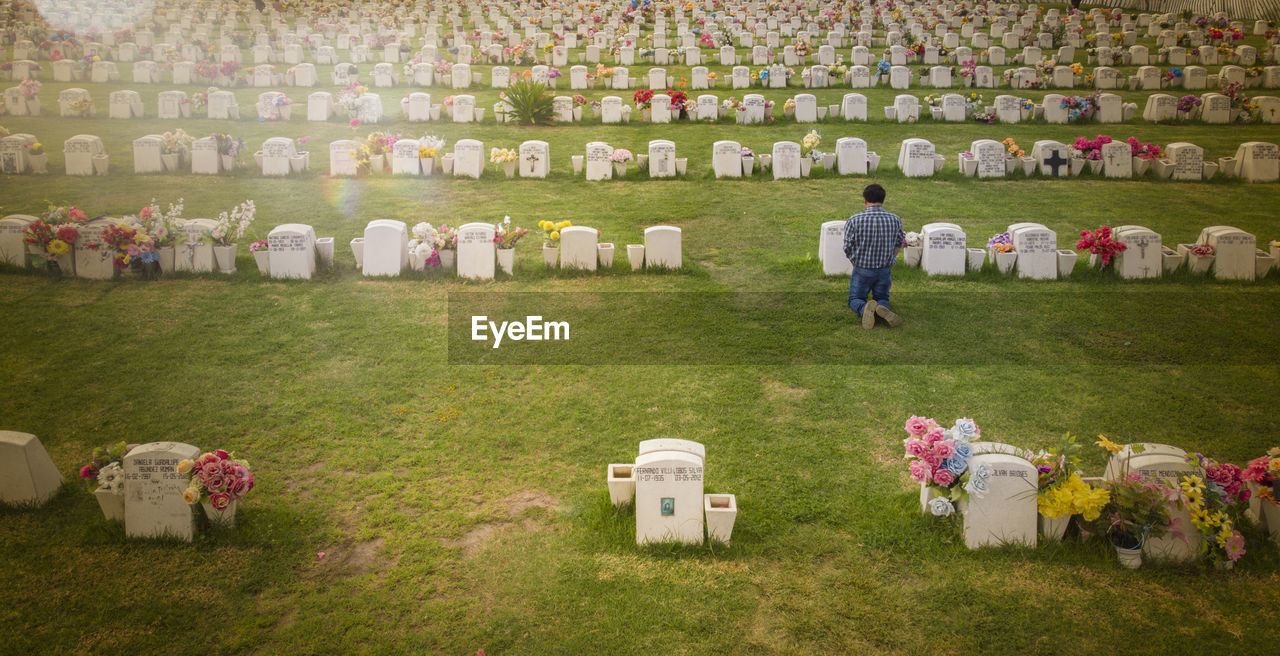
[1198,225,1257,280]
[713,140,742,178]
[123,442,201,541]
[391,138,421,175]
[559,226,598,271]
[841,93,868,120]
[518,140,550,178]
[897,138,936,177]
[972,139,1006,178]
[1010,224,1058,280]
[648,140,676,178]
[820,220,853,276]
[643,226,682,269]
[362,219,409,277]
[585,142,613,181]
[0,214,36,266]
[453,139,483,179]
[1103,444,1203,562]
[0,431,64,506]
[1101,140,1133,178]
[1111,225,1162,279]
[268,223,317,279]
[1234,141,1280,183]
[132,135,164,174]
[456,222,496,280]
[921,223,967,276]
[963,443,1038,549]
[772,141,802,179]
[1166,142,1203,181]
[835,137,868,175]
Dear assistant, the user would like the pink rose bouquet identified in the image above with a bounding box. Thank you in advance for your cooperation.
[177,449,255,511]
[903,416,980,516]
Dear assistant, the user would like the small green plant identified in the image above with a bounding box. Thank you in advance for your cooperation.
[501,79,555,125]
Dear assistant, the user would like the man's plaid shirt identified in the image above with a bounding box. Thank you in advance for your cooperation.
[843,205,905,269]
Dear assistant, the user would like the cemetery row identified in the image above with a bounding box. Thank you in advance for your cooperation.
[4,124,1276,185]
[898,417,1280,569]
[11,53,1280,93]
[6,204,1278,284]
[11,82,1279,130]
[5,425,1280,570]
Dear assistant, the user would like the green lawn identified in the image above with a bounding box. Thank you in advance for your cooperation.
[3,8,1280,655]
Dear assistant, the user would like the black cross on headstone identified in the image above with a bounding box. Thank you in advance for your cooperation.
[1043,150,1068,177]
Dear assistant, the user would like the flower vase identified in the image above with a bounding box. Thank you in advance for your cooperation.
[1111,532,1142,569]
[253,151,265,168]
[202,500,237,529]
[1019,156,1037,176]
[675,158,687,175]
[369,153,385,173]
[350,238,365,269]
[1039,514,1070,541]
[1070,157,1086,176]
[26,97,40,115]
[995,251,1018,273]
[1087,158,1103,175]
[904,246,922,267]
[571,155,584,175]
[28,153,48,174]
[290,153,308,173]
[180,104,191,118]
[253,249,270,275]
[158,245,175,273]
[542,245,559,268]
[573,106,582,121]
[220,154,235,171]
[496,247,514,275]
[597,243,615,268]
[742,156,755,175]
[627,244,644,271]
[442,154,455,175]
[1132,157,1151,176]
[1005,157,1018,175]
[503,161,517,178]
[438,249,455,270]
[613,161,627,177]
[92,154,109,176]
[421,157,436,175]
[867,153,879,173]
[213,244,237,273]
[94,487,125,522]
[642,108,651,122]
[960,156,978,176]
[161,152,180,171]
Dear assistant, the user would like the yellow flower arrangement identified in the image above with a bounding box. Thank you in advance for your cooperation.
[1095,434,1124,454]
[418,146,437,159]
[46,238,71,255]
[539,220,571,245]
[1037,474,1110,520]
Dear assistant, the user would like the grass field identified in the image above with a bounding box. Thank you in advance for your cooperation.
[3,6,1280,654]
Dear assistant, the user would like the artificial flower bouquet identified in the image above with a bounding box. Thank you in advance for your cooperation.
[903,415,981,517]
[1179,453,1248,564]
[178,449,254,524]
[539,219,571,246]
[1076,225,1128,266]
[493,216,528,249]
[79,441,131,495]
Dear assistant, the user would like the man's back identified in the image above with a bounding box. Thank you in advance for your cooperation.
[843,205,905,269]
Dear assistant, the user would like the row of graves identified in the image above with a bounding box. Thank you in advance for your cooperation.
[901,417,1280,568]
[0,433,248,539]
[17,84,1280,129]
[820,221,1279,281]
[8,1,1279,92]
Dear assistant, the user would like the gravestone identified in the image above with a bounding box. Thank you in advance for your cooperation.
[406,92,431,122]
[1095,92,1123,123]
[1101,141,1133,178]
[963,442,1039,549]
[972,139,1006,178]
[157,90,187,119]
[453,139,483,179]
[177,219,218,272]
[650,94,671,123]
[892,94,919,122]
[1112,225,1162,279]
[362,219,409,277]
[1103,443,1203,562]
[850,65,871,88]
[0,431,64,506]
[941,93,966,121]
[794,93,818,122]
[518,140,550,178]
[261,137,296,176]
[634,439,705,545]
[1166,142,1204,181]
[267,223,317,279]
[132,135,164,174]
[391,138,421,175]
[820,220,854,276]
[648,140,676,178]
[644,226,682,269]
[355,93,383,124]
[1200,93,1231,124]
[190,137,220,175]
[696,94,718,120]
[585,142,613,181]
[742,94,766,124]
[307,92,334,121]
[835,137,868,175]
[772,141,802,179]
[559,226,598,271]
[841,93,868,121]
[712,140,742,178]
[897,138,936,177]
[994,94,1022,123]
[1010,224,1058,279]
[1234,142,1280,183]
[123,442,201,541]
[456,222,496,280]
[1198,226,1257,280]
[1034,141,1071,177]
[921,223,967,276]
[329,140,360,176]
[0,215,37,266]
[64,135,105,176]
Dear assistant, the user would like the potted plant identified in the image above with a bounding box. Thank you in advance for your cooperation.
[1092,440,1172,569]
[178,449,254,529]
[610,148,633,177]
[539,219,570,267]
[490,146,518,178]
[493,216,528,275]
[250,239,270,275]
[79,441,132,521]
[1076,225,1128,268]
[1179,453,1250,568]
[25,141,47,174]
[209,200,257,274]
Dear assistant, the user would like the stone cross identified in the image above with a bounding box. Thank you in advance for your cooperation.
[1042,151,1068,177]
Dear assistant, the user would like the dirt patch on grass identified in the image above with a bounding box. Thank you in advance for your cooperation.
[441,490,560,557]
[762,377,809,402]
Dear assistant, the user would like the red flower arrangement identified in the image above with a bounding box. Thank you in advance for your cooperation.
[1076,225,1127,266]
[632,88,654,109]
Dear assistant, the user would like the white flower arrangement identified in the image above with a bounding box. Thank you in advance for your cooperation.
[97,462,125,496]
[210,200,256,247]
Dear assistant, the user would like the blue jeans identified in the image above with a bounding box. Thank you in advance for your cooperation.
[848,266,892,316]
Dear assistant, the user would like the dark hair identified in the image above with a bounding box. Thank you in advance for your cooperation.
[862,184,886,204]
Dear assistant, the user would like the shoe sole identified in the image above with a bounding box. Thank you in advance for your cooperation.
[876,306,903,327]
[862,301,877,330]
